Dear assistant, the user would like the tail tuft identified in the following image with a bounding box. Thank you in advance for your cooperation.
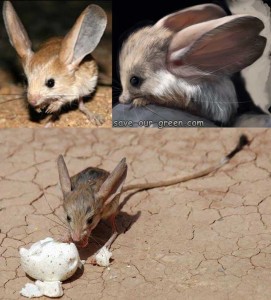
[226,134,250,160]
[239,134,250,148]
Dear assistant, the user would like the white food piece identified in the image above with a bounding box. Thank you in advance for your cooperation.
[79,260,86,268]
[20,283,43,298]
[20,281,63,298]
[20,237,81,281]
[35,281,63,297]
[95,246,112,267]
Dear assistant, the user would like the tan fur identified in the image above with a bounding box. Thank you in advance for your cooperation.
[22,38,98,110]
[57,156,127,245]
[28,38,62,69]
[3,1,106,119]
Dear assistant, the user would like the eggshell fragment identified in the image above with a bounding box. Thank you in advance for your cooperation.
[20,237,81,281]
[35,281,63,297]
[20,283,43,298]
[20,281,63,298]
[95,246,112,267]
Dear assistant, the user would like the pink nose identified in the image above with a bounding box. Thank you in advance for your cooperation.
[71,232,81,242]
[28,94,40,106]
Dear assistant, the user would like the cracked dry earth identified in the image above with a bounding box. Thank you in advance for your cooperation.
[0,128,271,300]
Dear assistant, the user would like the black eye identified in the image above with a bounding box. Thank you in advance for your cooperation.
[87,217,93,225]
[45,78,55,88]
[67,215,71,222]
[130,76,141,87]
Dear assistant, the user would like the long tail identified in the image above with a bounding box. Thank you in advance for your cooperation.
[122,134,249,192]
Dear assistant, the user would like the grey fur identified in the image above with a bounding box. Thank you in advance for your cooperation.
[59,4,107,66]
[119,5,266,124]
[120,26,238,123]
[57,155,72,197]
[71,5,107,65]
[192,78,238,124]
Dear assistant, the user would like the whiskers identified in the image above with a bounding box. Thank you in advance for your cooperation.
[112,78,122,102]
[0,93,26,105]
[42,189,69,232]
[175,60,241,83]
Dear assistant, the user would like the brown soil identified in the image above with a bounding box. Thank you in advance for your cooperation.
[0,83,112,128]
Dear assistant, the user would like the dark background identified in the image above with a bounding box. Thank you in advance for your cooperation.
[112,0,271,107]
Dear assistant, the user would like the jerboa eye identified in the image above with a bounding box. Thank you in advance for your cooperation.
[130,76,142,87]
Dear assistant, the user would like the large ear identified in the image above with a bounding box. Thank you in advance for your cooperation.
[57,155,72,197]
[2,1,33,59]
[167,15,267,78]
[59,4,107,68]
[96,158,127,207]
[155,4,226,32]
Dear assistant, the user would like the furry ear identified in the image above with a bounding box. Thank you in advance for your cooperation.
[2,1,33,59]
[155,4,226,32]
[167,15,266,78]
[57,155,72,197]
[59,4,107,68]
[96,158,127,207]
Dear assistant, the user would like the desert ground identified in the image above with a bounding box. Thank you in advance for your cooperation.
[0,128,271,299]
